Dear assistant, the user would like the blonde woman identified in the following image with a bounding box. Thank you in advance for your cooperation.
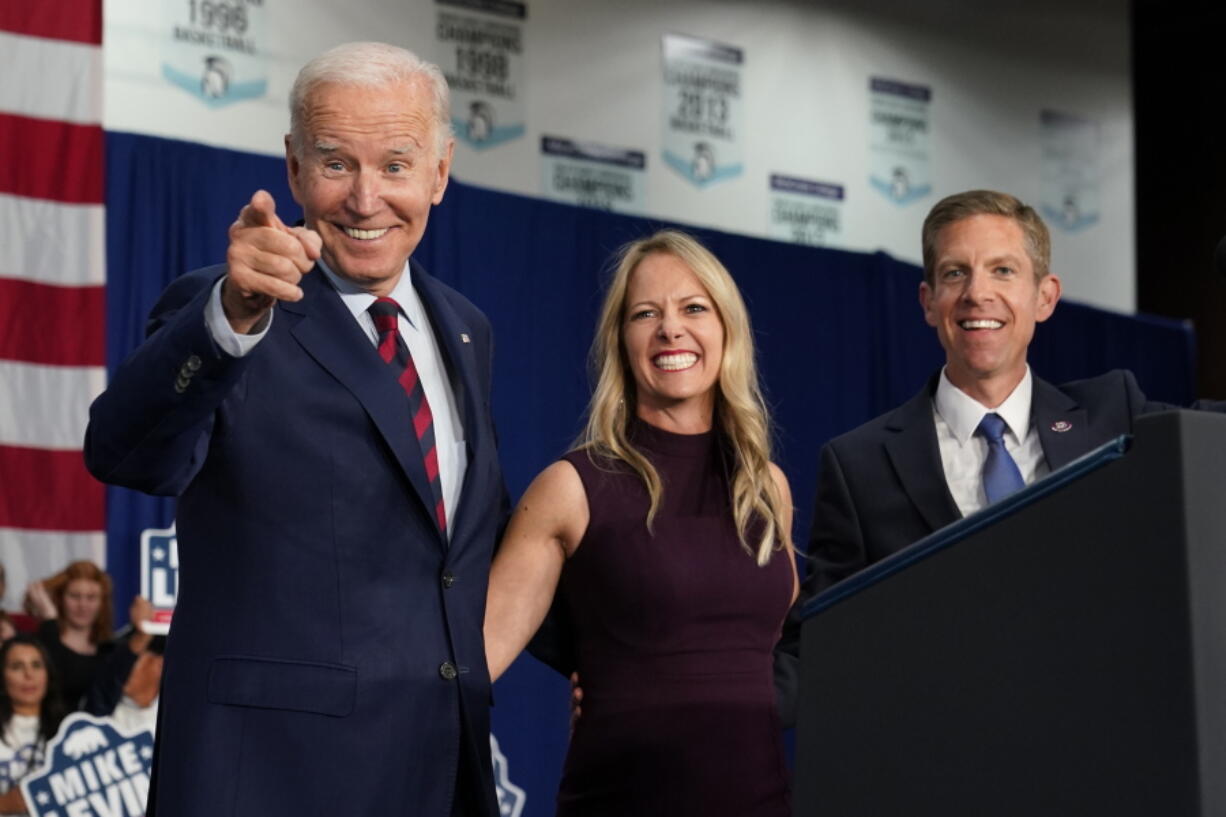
[485,230,797,816]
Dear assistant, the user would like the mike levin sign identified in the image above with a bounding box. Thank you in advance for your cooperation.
[20,715,155,817]
[140,525,178,635]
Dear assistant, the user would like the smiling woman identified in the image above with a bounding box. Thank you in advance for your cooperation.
[484,230,799,816]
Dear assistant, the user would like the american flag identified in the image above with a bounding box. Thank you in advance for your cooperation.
[0,1,107,606]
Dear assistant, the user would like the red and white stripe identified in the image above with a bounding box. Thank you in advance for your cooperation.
[0,2,107,604]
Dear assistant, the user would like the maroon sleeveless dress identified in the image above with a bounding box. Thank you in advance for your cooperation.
[556,421,792,817]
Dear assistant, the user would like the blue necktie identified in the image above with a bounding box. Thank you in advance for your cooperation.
[977,413,1025,504]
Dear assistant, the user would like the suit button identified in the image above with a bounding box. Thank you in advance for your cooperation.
[439,662,458,681]
[186,355,202,371]
[442,571,455,589]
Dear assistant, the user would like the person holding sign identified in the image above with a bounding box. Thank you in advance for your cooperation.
[484,231,797,816]
[85,42,506,817]
[0,635,66,816]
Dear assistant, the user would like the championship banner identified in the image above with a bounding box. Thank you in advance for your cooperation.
[868,77,932,205]
[435,0,527,150]
[1040,109,1100,232]
[661,33,743,187]
[139,525,177,635]
[160,0,268,107]
[19,714,155,817]
[768,174,844,247]
[540,136,646,214]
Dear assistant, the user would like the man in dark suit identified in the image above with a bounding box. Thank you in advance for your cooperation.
[805,189,1176,594]
[85,43,504,816]
[771,190,1193,723]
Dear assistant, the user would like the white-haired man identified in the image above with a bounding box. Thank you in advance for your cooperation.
[87,42,505,816]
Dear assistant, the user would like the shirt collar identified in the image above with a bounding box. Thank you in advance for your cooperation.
[934,365,1033,444]
[316,258,419,329]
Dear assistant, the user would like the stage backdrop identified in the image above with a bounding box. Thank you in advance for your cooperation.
[100,129,1194,816]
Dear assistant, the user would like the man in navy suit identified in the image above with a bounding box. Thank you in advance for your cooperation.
[771,190,1194,723]
[85,42,504,816]
[806,189,1182,593]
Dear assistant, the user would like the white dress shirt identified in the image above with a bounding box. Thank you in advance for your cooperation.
[206,262,467,536]
[931,366,1049,517]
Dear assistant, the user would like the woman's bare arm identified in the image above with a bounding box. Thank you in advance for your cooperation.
[484,460,589,682]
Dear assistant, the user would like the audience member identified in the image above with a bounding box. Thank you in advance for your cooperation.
[24,561,115,711]
[0,635,66,816]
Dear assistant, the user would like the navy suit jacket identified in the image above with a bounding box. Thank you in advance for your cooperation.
[86,261,506,817]
[773,369,1182,724]
[805,369,1177,594]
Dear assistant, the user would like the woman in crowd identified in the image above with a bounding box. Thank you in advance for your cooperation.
[24,561,115,711]
[484,230,797,816]
[0,635,66,816]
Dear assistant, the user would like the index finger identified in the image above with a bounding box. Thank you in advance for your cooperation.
[237,190,286,231]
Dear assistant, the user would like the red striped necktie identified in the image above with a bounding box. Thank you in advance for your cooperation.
[368,297,447,535]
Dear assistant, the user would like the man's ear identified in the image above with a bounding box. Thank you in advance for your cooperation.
[919,280,938,327]
[284,135,303,205]
[1035,273,1062,323]
[432,138,455,205]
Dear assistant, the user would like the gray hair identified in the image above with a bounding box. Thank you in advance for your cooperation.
[288,42,453,158]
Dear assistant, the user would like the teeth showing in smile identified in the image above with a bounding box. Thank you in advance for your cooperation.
[959,319,1003,330]
[654,352,698,371]
[343,226,389,240]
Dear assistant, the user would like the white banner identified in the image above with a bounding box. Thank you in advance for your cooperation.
[768,174,845,247]
[540,136,646,214]
[436,0,527,150]
[868,77,931,206]
[160,0,268,107]
[1040,109,1100,232]
[661,33,743,187]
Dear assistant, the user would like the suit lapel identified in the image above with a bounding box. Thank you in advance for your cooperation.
[282,269,443,546]
[883,377,962,533]
[1032,374,1090,470]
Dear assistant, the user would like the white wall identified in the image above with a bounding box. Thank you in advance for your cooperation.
[105,0,1133,310]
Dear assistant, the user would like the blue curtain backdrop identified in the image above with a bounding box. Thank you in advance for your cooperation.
[103,130,1196,812]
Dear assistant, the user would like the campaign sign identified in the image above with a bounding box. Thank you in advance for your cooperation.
[540,135,647,214]
[20,714,155,817]
[436,0,527,150]
[139,525,178,636]
[490,735,525,817]
[661,33,744,187]
[1040,109,1100,232]
[768,173,845,247]
[160,0,268,108]
[868,77,932,206]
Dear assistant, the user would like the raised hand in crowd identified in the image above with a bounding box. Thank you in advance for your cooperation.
[125,596,154,655]
[23,581,55,620]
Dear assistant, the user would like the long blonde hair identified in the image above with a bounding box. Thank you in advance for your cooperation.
[579,230,790,565]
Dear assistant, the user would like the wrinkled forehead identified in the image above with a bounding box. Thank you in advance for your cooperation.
[301,79,437,141]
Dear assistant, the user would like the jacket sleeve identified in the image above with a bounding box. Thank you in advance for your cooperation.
[84,267,254,496]
[772,440,868,727]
